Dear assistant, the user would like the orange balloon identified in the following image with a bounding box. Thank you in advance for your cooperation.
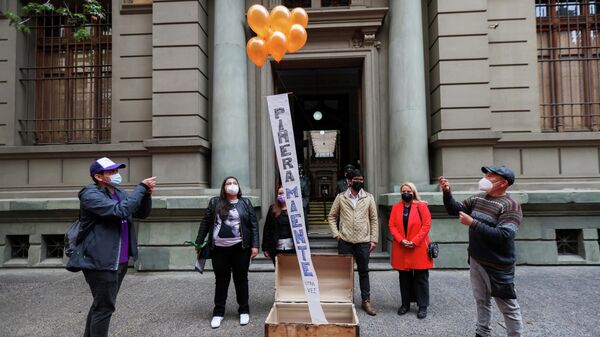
[266,31,287,62]
[270,5,291,35]
[259,28,273,40]
[287,24,307,53]
[290,7,308,28]
[246,37,268,68]
[247,4,270,37]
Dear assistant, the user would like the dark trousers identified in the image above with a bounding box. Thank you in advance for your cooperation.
[82,263,128,337]
[398,269,430,308]
[338,240,371,301]
[212,243,251,316]
[269,249,296,265]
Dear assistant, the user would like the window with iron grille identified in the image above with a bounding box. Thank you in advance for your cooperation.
[535,1,600,131]
[321,0,350,7]
[7,235,30,259]
[43,234,65,259]
[19,1,112,144]
[555,228,582,255]
[283,0,312,8]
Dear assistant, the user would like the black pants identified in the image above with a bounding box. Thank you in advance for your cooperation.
[398,269,429,308]
[82,263,128,337]
[212,243,251,316]
[338,240,371,301]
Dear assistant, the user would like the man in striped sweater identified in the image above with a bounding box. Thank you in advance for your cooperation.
[439,166,523,337]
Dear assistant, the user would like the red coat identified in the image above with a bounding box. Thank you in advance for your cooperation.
[389,201,434,271]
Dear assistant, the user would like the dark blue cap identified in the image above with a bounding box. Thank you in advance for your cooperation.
[481,165,515,186]
[90,157,126,176]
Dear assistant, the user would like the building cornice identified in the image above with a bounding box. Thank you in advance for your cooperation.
[306,7,388,35]
[0,143,147,159]
[430,131,600,148]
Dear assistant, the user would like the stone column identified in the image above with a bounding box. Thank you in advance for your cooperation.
[210,0,250,188]
[388,0,430,189]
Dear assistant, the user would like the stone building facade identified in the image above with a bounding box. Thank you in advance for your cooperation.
[0,0,599,270]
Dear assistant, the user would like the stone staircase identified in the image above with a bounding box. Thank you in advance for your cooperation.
[248,200,391,271]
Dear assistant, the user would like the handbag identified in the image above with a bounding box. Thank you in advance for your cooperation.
[415,203,439,259]
[427,241,439,259]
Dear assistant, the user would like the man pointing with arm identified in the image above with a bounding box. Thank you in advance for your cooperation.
[439,166,523,337]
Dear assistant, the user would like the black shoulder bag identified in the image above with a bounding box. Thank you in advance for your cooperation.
[415,203,439,259]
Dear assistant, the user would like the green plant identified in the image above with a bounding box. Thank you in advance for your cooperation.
[2,0,107,41]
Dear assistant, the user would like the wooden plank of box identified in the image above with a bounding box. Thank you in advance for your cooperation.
[265,254,359,337]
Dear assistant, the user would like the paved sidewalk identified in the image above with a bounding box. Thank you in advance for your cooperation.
[0,266,598,337]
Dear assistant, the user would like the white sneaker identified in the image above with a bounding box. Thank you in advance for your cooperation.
[240,313,250,325]
[211,316,223,329]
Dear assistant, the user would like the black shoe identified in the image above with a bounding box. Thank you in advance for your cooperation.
[417,306,427,319]
[397,305,410,315]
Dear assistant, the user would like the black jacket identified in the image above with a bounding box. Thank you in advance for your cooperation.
[195,196,259,250]
[67,183,152,271]
[261,205,293,257]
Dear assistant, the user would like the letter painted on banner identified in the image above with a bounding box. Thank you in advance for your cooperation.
[285,170,295,182]
[289,200,298,212]
[293,228,306,244]
[290,213,303,228]
[266,93,328,324]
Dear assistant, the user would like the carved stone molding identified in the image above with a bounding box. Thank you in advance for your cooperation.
[352,30,381,48]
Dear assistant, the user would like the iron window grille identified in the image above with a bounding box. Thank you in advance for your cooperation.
[555,228,582,255]
[535,0,600,131]
[43,234,65,259]
[321,0,350,7]
[8,235,30,259]
[18,1,112,145]
[283,0,311,8]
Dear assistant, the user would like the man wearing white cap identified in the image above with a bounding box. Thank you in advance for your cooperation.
[67,157,156,337]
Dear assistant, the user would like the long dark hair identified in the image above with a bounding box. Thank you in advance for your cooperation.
[217,176,242,221]
[271,184,284,218]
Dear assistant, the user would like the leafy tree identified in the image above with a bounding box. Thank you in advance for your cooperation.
[2,0,106,41]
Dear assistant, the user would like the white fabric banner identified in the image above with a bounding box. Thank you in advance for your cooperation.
[266,93,328,324]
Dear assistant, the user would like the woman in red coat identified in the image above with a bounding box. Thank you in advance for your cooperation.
[388,182,433,319]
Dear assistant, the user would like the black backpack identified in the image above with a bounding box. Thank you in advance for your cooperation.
[64,215,95,271]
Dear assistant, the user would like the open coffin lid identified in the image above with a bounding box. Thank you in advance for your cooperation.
[275,254,354,303]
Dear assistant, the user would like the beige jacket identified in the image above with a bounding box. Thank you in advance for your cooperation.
[328,189,379,244]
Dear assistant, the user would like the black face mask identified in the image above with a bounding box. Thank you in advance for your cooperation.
[401,192,413,202]
[351,181,364,191]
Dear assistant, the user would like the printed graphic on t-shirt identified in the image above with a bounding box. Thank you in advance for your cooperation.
[213,205,242,247]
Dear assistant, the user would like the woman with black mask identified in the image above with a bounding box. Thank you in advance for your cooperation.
[388,182,433,319]
[195,176,259,329]
[262,184,296,264]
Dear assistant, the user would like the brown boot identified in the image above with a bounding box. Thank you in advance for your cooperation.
[361,299,377,316]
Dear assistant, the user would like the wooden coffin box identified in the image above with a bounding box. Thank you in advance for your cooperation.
[265,254,359,337]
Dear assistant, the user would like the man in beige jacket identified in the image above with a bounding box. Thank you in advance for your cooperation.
[328,169,379,316]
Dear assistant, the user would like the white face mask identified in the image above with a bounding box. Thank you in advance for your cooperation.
[225,184,239,195]
[478,177,493,192]
[109,173,122,186]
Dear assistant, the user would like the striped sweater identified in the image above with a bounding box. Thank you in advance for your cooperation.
[443,191,522,266]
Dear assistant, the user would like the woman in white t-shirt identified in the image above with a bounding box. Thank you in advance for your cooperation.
[195,176,259,329]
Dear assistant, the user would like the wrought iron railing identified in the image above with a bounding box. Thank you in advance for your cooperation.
[18,1,112,144]
[536,0,600,131]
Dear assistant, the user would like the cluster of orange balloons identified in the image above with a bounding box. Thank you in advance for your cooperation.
[246,5,308,67]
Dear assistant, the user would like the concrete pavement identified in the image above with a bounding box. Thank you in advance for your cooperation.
[0,266,598,337]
